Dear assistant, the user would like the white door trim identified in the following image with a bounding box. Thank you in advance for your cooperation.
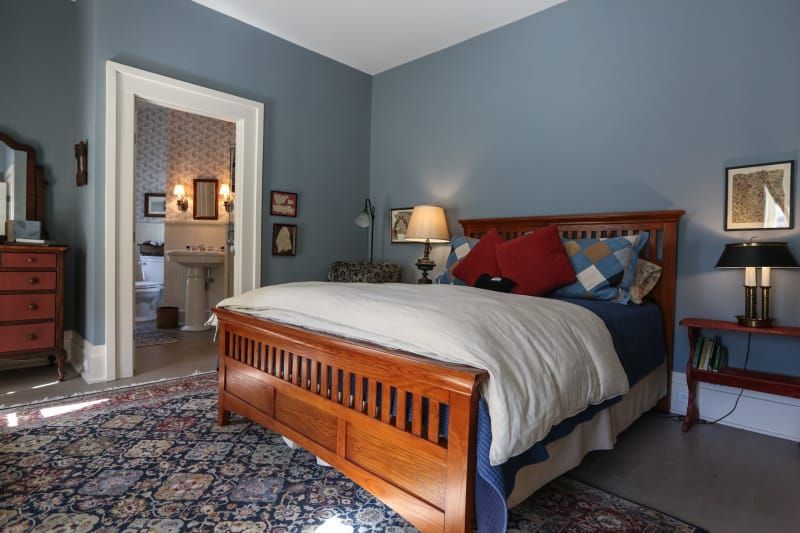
[105,61,264,380]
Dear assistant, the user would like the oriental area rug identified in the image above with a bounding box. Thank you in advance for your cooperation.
[0,374,704,532]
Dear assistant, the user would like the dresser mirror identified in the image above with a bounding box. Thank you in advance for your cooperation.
[193,177,219,220]
[0,132,46,241]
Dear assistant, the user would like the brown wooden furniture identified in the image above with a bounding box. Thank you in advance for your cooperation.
[0,244,69,379]
[215,209,683,533]
[679,318,800,432]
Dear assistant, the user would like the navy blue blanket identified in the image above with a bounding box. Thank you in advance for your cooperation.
[475,299,666,532]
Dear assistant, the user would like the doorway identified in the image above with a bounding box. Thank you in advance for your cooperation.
[133,99,236,376]
[105,61,264,381]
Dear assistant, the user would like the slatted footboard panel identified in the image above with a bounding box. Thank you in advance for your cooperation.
[215,308,487,533]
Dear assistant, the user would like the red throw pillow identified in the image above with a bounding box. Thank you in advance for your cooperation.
[452,228,505,286]
[496,225,577,296]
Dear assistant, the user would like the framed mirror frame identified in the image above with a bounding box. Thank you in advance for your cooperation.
[193,178,219,220]
[0,132,46,239]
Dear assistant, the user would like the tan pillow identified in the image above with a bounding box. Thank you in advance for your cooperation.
[630,258,662,304]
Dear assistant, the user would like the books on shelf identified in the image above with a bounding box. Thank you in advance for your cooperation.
[692,334,728,372]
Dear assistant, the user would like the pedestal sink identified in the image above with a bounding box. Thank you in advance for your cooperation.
[166,250,225,331]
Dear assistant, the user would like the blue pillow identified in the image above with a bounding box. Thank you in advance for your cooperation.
[435,235,479,285]
[552,233,649,304]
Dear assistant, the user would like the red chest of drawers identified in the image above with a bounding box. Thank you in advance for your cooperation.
[0,244,69,380]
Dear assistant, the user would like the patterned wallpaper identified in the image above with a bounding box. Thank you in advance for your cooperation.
[135,101,236,226]
[135,103,168,224]
[166,108,235,222]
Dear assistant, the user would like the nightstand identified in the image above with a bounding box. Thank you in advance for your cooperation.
[679,317,800,432]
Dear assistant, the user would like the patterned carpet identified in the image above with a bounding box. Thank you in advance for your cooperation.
[135,322,178,348]
[0,375,703,532]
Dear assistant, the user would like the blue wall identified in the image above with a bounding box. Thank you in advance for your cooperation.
[370,0,800,374]
[3,0,373,345]
[0,0,84,332]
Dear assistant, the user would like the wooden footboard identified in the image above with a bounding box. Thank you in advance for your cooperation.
[214,307,488,533]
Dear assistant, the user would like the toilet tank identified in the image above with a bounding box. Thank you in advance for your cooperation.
[140,255,165,284]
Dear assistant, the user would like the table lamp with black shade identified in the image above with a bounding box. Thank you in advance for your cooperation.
[715,241,799,327]
[405,205,450,284]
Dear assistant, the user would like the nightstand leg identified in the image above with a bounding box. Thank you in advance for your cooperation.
[683,359,699,432]
[56,349,66,381]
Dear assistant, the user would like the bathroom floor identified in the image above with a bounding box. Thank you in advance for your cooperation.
[0,327,218,408]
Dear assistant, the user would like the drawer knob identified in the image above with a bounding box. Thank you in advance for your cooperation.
[27,257,35,263]
[28,277,38,285]
[27,333,38,341]
[28,303,38,311]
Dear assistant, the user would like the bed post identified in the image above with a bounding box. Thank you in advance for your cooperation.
[444,385,481,532]
[217,324,231,426]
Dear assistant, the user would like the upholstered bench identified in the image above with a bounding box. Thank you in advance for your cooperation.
[327,261,401,283]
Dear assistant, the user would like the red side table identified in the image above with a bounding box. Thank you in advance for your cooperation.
[679,318,800,432]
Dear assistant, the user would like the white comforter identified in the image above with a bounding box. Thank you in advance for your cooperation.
[213,282,628,465]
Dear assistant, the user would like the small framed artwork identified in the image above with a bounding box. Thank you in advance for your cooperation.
[144,192,166,218]
[272,223,297,256]
[74,140,88,187]
[390,207,414,243]
[271,190,298,217]
[725,160,794,230]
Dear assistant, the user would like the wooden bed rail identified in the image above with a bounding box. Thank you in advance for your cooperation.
[214,307,489,533]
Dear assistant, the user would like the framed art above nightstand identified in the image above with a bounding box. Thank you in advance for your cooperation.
[725,160,794,231]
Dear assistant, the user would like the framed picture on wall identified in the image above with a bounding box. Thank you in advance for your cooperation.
[389,207,414,243]
[144,192,166,218]
[272,223,297,256]
[270,190,298,217]
[725,160,794,230]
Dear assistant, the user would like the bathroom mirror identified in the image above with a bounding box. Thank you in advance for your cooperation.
[193,178,219,220]
[0,132,46,241]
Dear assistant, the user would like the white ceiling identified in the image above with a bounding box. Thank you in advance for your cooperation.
[192,0,567,75]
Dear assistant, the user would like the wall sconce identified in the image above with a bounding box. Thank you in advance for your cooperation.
[173,184,189,211]
[219,183,234,212]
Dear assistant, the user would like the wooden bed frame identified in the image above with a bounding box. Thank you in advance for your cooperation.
[215,209,683,533]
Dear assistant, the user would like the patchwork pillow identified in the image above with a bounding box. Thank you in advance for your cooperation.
[451,228,505,286]
[630,258,662,304]
[552,233,649,304]
[435,235,478,285]
[495,225,577,296]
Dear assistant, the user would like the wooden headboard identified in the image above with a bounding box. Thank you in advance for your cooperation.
[460,210,684,412]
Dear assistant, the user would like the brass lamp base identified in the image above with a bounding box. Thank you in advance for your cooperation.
[736,315,774,328]
[415,241,435,284]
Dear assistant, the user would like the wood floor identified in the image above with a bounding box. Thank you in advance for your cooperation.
[571,412,800,533]
[0,327,217,408]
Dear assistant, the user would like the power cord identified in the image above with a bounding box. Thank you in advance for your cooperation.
[703,332,751,425]
[657,333,752,426]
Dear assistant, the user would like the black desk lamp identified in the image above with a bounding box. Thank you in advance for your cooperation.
[716,241,799,327]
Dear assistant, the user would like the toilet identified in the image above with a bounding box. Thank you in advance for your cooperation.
[135,255,164,323]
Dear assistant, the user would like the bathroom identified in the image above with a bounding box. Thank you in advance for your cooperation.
[134,98,234,374]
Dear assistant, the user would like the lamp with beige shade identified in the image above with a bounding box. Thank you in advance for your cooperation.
[405,205,450,284]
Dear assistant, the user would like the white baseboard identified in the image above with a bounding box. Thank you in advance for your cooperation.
[670,371,800,441]
[64,330,109,384]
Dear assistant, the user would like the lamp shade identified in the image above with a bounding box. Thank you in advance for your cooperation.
[405,205,450,243]
[219,183,231,198]
[715,242,799,268]
[354,210,371,228]
[173,184,186,197]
